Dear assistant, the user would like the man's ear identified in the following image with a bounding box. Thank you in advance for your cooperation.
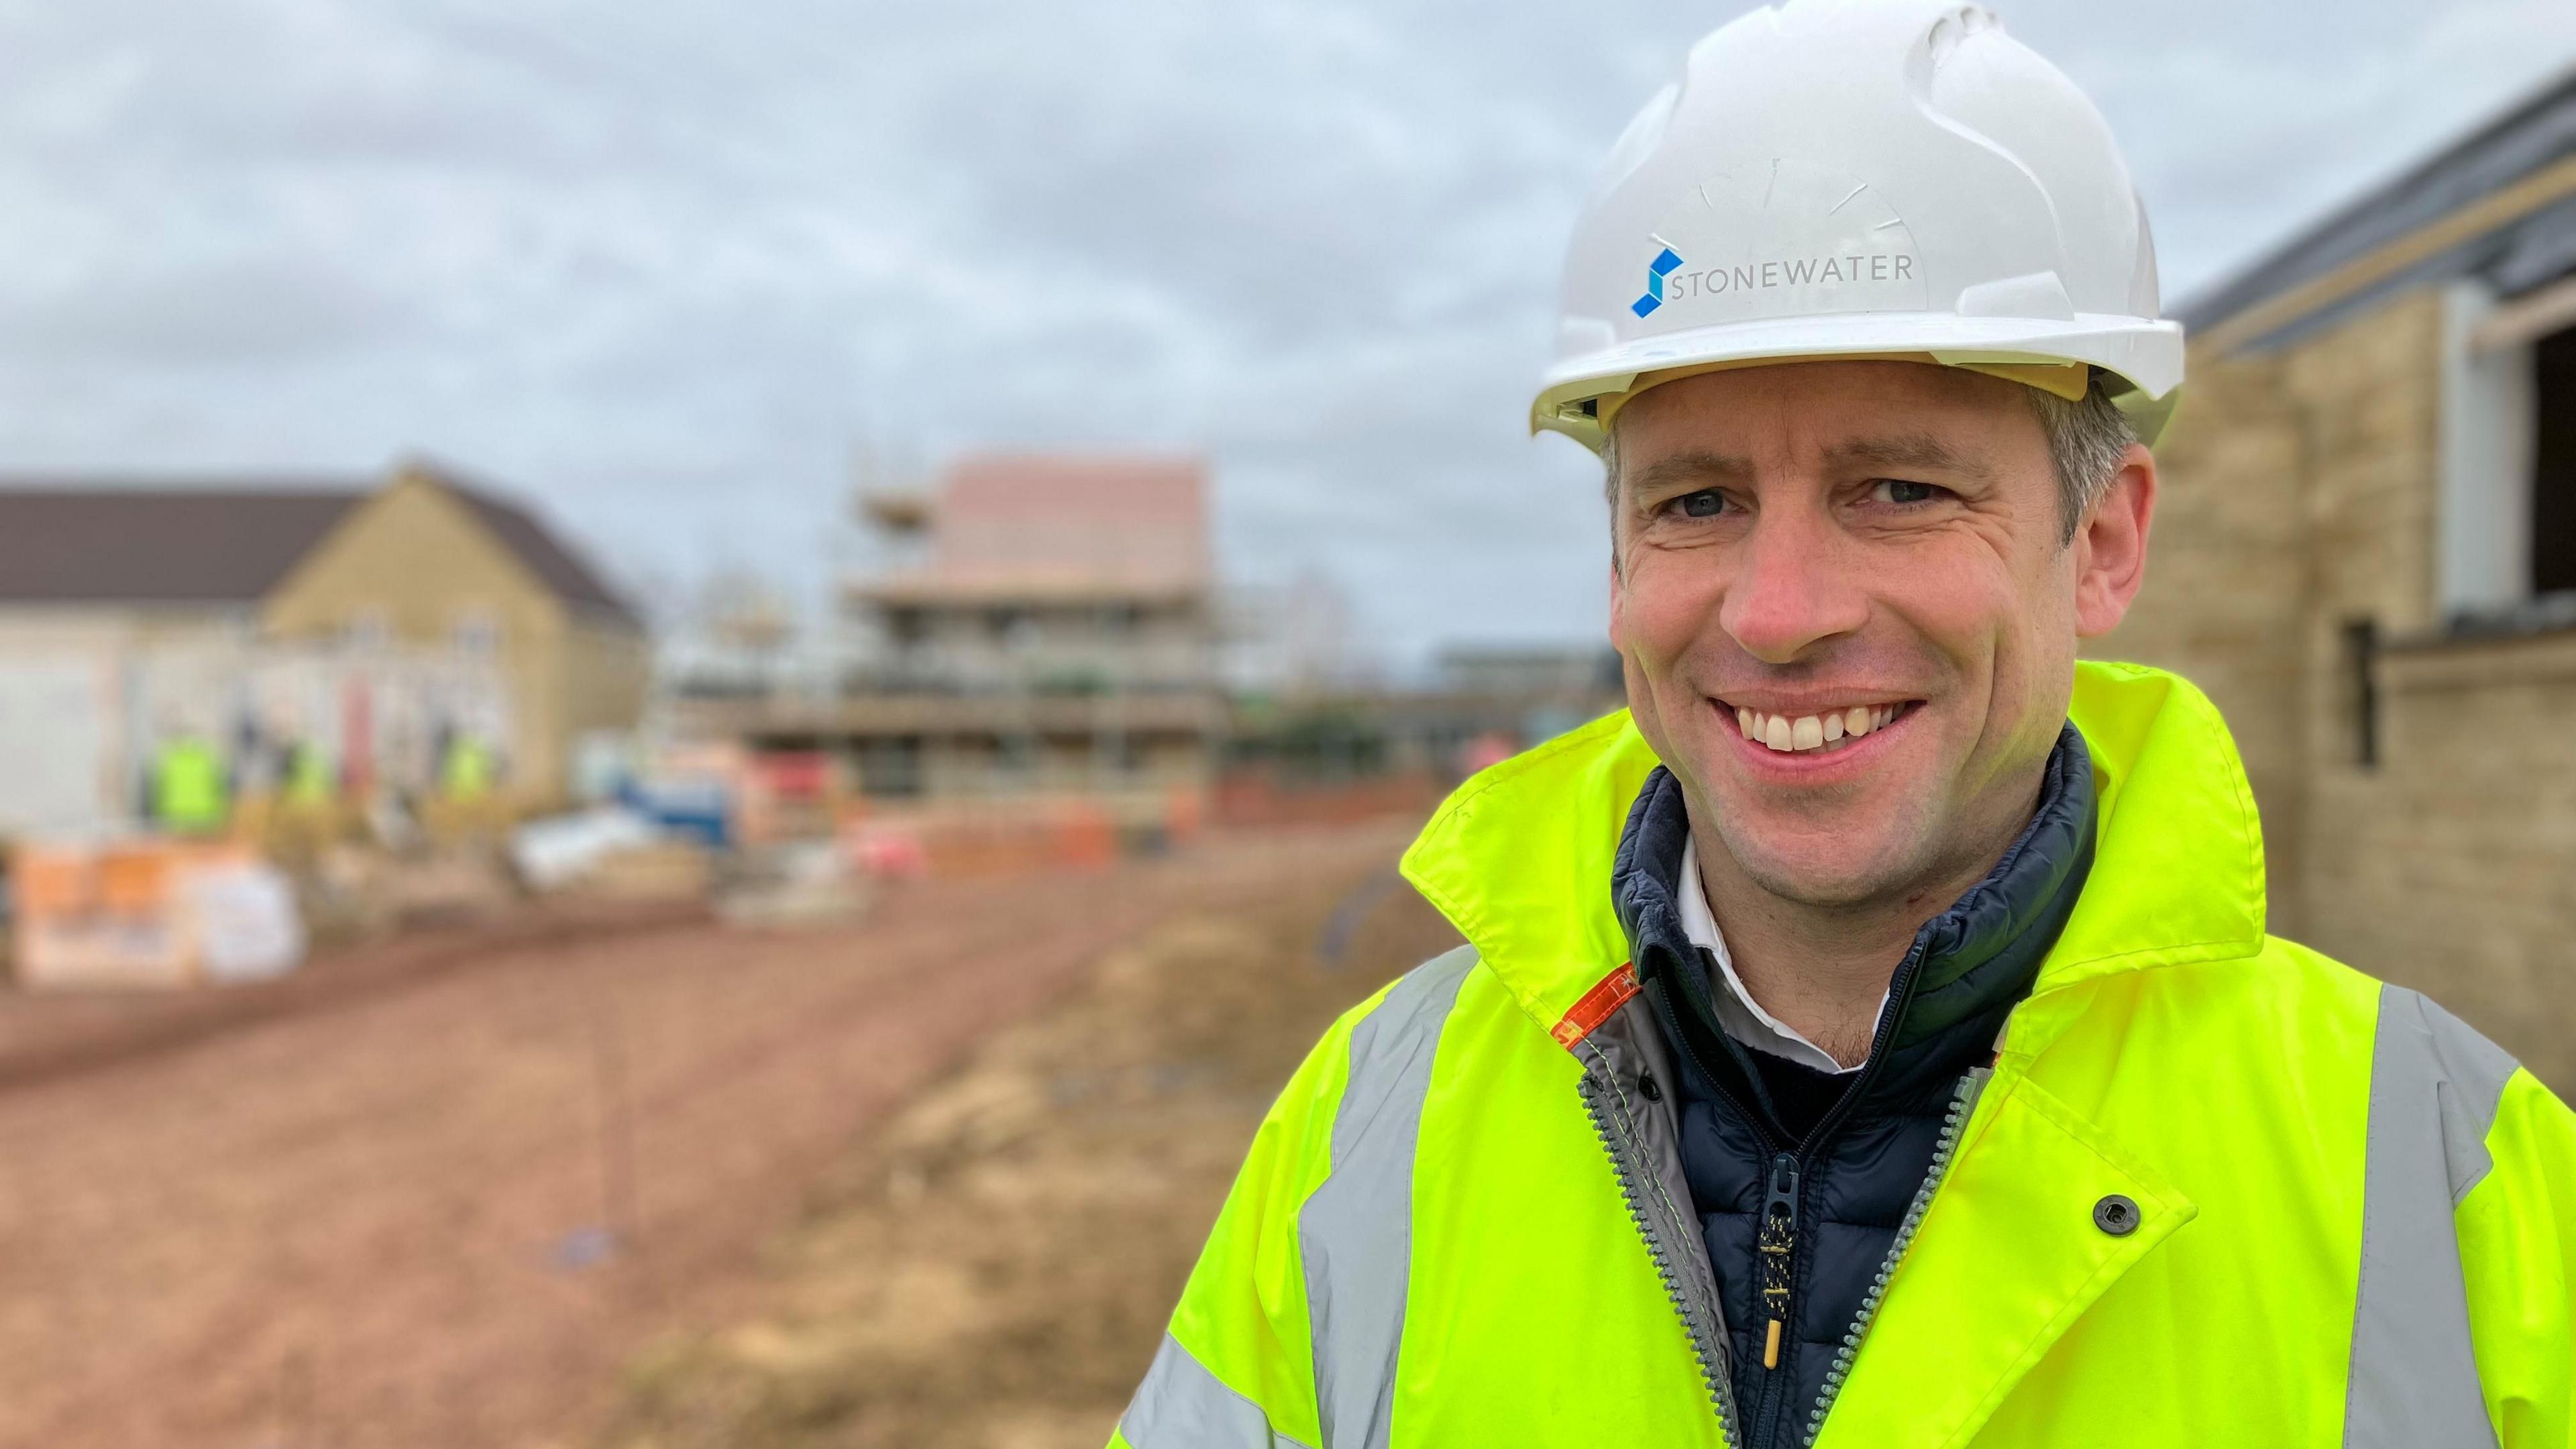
[2074,443,2155,639]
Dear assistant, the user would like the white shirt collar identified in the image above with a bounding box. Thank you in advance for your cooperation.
[1676,836,1880,1077]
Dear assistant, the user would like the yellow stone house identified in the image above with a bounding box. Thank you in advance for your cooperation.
[0,459,647,833]
[2108,72,2576,1083]
[262,461,651,807]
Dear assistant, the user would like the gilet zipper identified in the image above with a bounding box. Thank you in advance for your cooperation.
[1653,930,1958,1448]
[1756,1153,1801,1371]
[1743,932,1941,1446]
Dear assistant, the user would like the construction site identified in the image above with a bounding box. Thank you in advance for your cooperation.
[0,443,1576,1448]
[0,5,2571,1448]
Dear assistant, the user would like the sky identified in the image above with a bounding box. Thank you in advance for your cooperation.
[0,0,2571,672]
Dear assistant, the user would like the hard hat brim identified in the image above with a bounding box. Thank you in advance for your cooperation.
[1532,311,2185,449]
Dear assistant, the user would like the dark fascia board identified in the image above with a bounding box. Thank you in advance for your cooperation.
[2179,66,2576,339]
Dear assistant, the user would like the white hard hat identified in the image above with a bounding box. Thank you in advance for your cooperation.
[1534,0,2183,449]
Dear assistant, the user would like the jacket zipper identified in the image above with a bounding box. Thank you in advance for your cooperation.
[1756,1154,1801,1371]
[1577,1063,1743,1446]
[1799,1065,1991,1446]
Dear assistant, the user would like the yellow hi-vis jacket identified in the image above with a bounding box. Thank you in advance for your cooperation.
[1112,662,2576,1448]
[441,736,494,801]
[154,737,229,834]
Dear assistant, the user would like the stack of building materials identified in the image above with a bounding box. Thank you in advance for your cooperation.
[742,751,847,845]
[576,841,713,902]
[508,806,711,904]
[716,840,871,929]
[13,839,305,990]
[620,744,743,849]
[509,808,663,891]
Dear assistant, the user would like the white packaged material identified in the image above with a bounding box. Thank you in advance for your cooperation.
[181,861,308,983]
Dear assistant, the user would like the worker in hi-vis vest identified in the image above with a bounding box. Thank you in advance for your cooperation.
[439,728,494,802]
[150,731,230,836]
[282,737,335,809]
[1110,3,2576,1446]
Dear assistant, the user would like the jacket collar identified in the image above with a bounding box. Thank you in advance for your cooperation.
[1399,661,2267,1046]
[1610,724,2094,1115]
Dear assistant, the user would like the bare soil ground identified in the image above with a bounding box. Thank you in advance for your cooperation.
[0,822,1432,1449]
[592,831,1463,1449]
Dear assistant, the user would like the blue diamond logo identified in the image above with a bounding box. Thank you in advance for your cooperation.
[1634,247,1684,318]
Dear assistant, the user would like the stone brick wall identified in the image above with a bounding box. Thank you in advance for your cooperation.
[2103,287,2576,1085]
[2318,631,2576,1087]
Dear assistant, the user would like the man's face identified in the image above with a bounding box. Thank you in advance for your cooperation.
[1607,360,2148,908]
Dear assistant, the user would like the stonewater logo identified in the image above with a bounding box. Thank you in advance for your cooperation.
[1633,241,1919,320]
[1632,247,1684,318]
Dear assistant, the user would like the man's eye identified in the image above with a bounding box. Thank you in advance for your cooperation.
[1872,478,1944,505]
[1672,490,1725,518]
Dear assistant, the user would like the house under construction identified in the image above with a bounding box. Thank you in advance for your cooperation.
[697,454,1224,808]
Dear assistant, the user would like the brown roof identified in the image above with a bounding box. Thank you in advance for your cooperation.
[0,486,363,604]
[863,454,1211,604]
[0,470,641,627]
[441,477,641,626]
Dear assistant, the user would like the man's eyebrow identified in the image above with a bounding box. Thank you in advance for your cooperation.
[1625,451,1754,498]
[1828,433,1997,481]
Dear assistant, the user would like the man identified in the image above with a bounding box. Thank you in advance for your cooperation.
[1112,2,2576,1446]
[150,718,231,837]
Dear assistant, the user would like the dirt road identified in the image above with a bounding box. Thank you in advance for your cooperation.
[594,827,1464,1449]
[0,823,1420,1449]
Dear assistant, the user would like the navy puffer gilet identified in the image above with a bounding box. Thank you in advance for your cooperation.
[1609,728,2096,1447]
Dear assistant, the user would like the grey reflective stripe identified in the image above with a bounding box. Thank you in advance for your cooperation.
[2345,985,2518,1449]
[1122,1333,1316,1449]
[1298,945,1476,1449]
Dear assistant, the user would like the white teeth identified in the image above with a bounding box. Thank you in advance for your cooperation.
[1730,704,1908,753]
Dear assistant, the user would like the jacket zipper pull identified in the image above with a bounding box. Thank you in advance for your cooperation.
[1758,1152,1801,1370]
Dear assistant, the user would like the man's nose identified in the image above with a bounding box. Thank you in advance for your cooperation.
[1717,508,1870,664]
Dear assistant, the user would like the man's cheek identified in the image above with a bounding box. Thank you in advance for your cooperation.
[1623,564,1723,663]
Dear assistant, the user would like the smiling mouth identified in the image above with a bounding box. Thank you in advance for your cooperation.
[1721,700,1922,754]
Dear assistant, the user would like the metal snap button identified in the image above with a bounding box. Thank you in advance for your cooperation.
[1638,1072,1663,1102]
[2093,1193,2140,1236]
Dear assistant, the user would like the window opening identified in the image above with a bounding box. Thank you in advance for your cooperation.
[2342,618,2380,770]
[2532,323,2576,594]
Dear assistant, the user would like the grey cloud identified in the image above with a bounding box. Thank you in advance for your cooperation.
[3,251,417,365]
[0,0,2567,663]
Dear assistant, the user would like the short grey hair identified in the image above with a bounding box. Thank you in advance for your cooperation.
[1601,373,2137,546]
[2026,377,2139,542]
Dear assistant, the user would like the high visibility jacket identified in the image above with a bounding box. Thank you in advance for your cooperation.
[1112,662,2576,1448]
[284,741,335,807]
[153,738,229,834]
[441,737,492,801]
